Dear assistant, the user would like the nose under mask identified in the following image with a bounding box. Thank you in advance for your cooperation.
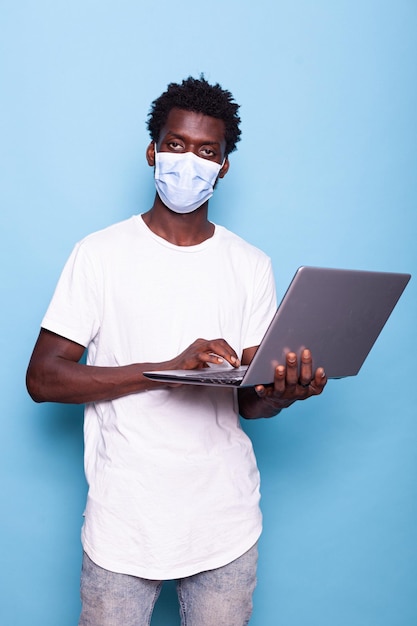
[154,146,223,214]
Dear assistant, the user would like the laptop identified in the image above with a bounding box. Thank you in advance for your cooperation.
[143,266,411,387]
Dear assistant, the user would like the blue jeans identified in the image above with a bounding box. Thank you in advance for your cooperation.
[79,544,258,626]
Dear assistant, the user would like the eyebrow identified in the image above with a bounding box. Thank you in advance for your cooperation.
[165,131,221,146]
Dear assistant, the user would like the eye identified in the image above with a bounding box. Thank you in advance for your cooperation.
[167,141,185,152]
[200,146,216,158]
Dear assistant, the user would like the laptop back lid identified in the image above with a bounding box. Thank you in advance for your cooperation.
[241,266,411,385]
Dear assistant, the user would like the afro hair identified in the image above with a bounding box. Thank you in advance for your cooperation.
[147,75,241,156]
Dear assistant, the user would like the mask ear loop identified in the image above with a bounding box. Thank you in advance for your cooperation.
[153,142,160,170]
[218,154,227,176]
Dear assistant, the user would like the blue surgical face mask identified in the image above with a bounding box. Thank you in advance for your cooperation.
[154,144,223,214]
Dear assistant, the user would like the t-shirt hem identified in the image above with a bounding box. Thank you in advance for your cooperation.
[81,527,262,580]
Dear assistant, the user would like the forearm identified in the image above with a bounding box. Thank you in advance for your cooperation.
[238,386,294,419]
[26,359,166,404]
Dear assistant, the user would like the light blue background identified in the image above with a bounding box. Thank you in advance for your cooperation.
[1,1,416,624]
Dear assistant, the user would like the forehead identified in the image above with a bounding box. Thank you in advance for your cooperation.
[160,108,226,146]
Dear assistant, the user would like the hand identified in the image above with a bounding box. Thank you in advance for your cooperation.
[168,338,240,371]
[254,349,327,410]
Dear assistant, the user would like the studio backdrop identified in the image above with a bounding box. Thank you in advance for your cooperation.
[1,1,416,625]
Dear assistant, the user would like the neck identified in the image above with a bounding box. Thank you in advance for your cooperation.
[142,196,215,246]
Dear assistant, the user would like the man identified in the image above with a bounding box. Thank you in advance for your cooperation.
[26,76,326,626]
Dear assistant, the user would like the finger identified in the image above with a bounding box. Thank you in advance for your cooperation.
[285,352,299,386]
[202,352,228,366]
[309,367,327,395]
[273,364,286,394]
[255,361,287,397]
[204,339,240,367]
[255,384,267,397]
[299,349,313,387]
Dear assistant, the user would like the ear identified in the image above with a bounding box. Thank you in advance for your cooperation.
[218,156,230,179]
[146,142,155,167]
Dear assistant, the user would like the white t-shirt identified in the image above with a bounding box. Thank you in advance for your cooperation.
[42,214,277,579]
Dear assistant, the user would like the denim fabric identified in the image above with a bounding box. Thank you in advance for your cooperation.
[177,543,258,626]
[79,544,258,626]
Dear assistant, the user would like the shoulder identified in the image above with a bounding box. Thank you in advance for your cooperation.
[214,224,272,264]
[57,217,143,279]
[80,216,138,246]
[72,216,142,260]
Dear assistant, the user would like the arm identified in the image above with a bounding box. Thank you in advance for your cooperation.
[238,347,327,419]
[26,329,241,404]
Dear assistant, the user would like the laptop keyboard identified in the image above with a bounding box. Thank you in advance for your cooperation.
[188,368,245,385]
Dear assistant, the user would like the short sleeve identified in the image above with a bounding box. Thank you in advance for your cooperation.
[41,240,101,347]
[244,256,277,349]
